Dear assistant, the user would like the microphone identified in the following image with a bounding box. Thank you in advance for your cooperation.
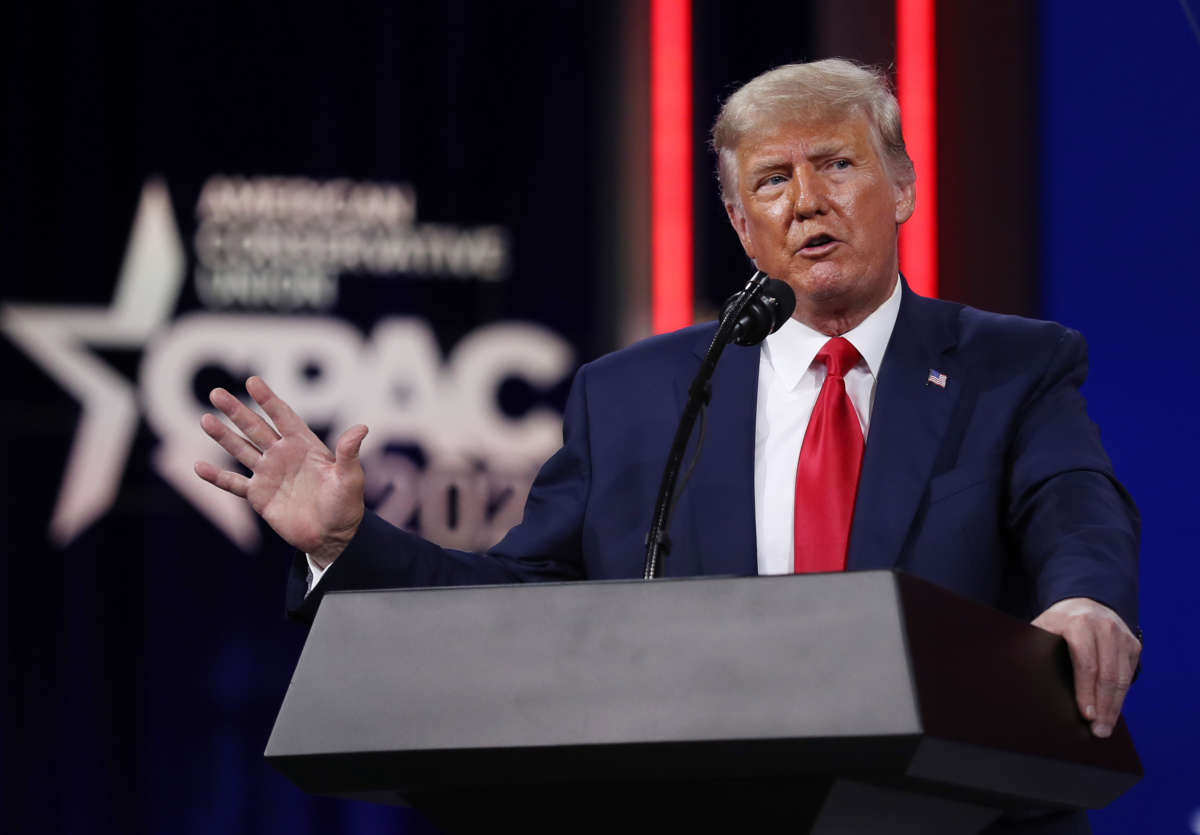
[720,277,796,346]
[643,271,792,579]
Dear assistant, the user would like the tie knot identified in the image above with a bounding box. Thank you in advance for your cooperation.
[817,337,861,378]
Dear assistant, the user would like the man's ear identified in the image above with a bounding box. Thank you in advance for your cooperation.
[894,179,916,225]
[724,200,756,261]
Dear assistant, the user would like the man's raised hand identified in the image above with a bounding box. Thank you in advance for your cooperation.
[194,376,368,568]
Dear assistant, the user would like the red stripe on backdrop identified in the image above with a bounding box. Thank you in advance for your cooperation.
[896,0,938,298]
[650,0,694,333]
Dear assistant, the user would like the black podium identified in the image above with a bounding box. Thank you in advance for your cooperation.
[265,571,1141,833]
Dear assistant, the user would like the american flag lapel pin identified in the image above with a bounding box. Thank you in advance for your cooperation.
[926,368,948,389]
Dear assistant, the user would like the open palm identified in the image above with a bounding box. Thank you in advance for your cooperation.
[195,376,368,567]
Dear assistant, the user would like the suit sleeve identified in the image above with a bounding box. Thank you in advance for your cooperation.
[1005,328,1140,629]
[286,364,594,623]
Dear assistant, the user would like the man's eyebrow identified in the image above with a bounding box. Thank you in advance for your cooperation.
[746,156,791,176]
[746,143,852,176]
[806,142,848,159]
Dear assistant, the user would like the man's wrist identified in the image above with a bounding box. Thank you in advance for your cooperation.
[307,546,341,571]
[307,514,363,569]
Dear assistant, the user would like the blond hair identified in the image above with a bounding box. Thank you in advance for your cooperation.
[711,59,915,202]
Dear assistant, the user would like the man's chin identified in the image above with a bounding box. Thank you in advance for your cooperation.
[786,266,895,310]
[788,272,858,306]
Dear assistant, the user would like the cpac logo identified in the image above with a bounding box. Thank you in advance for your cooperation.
[1,181,573,551]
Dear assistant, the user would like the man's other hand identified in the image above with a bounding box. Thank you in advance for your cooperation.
[1031,597,1141,739]
[194,376,367,569]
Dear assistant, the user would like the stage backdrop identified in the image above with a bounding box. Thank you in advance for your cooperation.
[1,2,624,833]
[1037,1,1200,832]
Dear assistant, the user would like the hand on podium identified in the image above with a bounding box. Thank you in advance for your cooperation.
[1032,597,1142,739]
[194,376,368,569]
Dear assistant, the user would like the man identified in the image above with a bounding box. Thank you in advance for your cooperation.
[196,59,1140,834]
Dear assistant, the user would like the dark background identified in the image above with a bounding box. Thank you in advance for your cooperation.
[3,1,1197,833]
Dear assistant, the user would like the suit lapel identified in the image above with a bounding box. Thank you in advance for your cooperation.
[847,287,961,571]
[671,328,760,577]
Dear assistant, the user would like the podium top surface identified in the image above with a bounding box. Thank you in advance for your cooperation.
[266,571,1140,808]
[273,571,923,753]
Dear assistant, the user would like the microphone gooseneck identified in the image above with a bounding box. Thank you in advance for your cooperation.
[643,271,791,580]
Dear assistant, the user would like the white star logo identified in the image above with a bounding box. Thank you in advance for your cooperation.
[4,175,570,554]
[2,180,185,545]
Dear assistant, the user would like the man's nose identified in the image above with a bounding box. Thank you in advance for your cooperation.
[791,170,827,218]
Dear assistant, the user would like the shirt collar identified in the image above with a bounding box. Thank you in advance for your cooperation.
[761,275,902,389]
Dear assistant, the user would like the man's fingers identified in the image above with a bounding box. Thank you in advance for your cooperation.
[246,376,310,437]
[1092,630,1137,737]
[1032,599,1140,739]
[194,460,251,498]
[200,413,261,470]
[1093,626,1120,733]
[334,424,369,475]
[210,386,280,450]
[1064,626,1100,725]
[1109,649,1135,729]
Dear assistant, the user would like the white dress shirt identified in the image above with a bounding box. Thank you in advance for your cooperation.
[309,277,903,592]
[754,277,901,575]
[307,555,331,589]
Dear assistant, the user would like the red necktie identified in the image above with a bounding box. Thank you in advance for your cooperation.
[794,337,864,573]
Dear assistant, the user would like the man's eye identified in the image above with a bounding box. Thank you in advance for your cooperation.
[762,174,787,186]
[831,159,852,170]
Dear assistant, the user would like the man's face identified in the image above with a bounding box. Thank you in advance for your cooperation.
[724,111,915,330]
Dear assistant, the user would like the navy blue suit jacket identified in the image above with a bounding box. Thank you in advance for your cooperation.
[290,285,1139,633]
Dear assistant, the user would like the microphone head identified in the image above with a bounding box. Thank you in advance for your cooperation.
[722,277,796,346]
[759,278,796,329]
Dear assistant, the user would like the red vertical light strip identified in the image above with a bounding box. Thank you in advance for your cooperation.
[896,0,938,298]
[650,0,693,333]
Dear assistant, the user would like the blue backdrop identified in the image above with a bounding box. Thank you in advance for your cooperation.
[1038,2,1200,831]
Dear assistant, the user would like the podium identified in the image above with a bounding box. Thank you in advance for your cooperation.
[265,571,1141,833]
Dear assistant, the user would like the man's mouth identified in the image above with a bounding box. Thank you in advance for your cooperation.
[798,233,839,254]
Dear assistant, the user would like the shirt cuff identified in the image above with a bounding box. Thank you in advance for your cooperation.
[305,553,331,595]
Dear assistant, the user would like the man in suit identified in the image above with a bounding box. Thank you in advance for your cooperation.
[196,59,1140,833]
